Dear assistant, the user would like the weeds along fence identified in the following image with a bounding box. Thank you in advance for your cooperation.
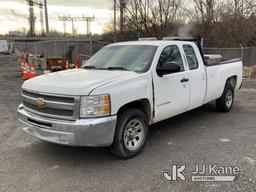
[13,40,256,67]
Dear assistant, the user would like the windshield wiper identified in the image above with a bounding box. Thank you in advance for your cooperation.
[105,67,127,71]
[83,66,97,69]
[83,66,128,71]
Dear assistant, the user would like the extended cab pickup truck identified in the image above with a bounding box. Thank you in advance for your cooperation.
[18,38,243,158]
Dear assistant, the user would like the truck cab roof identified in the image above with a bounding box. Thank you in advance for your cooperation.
[110,40,196,47]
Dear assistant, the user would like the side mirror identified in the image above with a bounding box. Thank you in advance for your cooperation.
[156,62,181,77]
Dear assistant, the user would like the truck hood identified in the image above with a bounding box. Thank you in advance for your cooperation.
[22,69,137,95]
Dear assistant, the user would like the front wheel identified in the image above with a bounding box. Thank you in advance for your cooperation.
[111,109,148,159]
[216,83,234,112]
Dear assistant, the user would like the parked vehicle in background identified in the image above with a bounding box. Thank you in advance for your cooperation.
[18,38,243,159]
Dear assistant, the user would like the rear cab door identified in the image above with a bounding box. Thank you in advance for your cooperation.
[181,42,207,110]
[152,42,190,122]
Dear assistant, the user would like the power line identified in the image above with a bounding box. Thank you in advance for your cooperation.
[58,15,70,35]
[82,15,95,34]
[58,14,95,35]
[70,17,83,36]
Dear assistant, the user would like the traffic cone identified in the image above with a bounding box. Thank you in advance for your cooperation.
[17,54,21,73]
[18,53,22,68]
[65,60,69,70]
[20,61,25,75]
[44,70,51,75]
[20,55,26,75]
[29,63,37,78]
[23,63,31,80]
[75,54,80,68]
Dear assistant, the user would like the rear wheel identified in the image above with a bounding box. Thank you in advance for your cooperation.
[216,82,234,112]
[111,109,148,159]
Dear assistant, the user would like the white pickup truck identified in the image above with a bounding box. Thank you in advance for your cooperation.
[18,38,243,159]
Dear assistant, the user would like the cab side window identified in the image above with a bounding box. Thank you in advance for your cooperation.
[183,45,198,70]
[158,45,184,71]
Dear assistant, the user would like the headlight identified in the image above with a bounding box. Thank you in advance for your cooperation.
[80,95,110,118]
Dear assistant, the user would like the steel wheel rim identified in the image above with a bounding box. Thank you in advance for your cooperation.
[226,89,233,108]
[124,119,145,151]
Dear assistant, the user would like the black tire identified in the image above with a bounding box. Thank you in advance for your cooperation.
[216,82,234,112]
[111,108,149,159]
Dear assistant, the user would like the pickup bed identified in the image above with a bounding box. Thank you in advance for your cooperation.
[18,39,243,158]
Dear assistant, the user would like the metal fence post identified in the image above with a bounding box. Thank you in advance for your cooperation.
[54,41,57,57]
[240,44,244,60]
[89,34,93,56]
[33,43,36,54]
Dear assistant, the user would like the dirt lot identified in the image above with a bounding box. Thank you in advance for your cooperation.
[0,55,256,192]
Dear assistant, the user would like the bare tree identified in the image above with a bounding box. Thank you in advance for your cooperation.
[103,0,256,46]
[124,0,184,38]
[192,0,216,39]
[189,0,256,46]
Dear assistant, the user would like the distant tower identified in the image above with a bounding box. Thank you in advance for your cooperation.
[39,2,44,35]
[26,0,36,36]
[26,0,45,36]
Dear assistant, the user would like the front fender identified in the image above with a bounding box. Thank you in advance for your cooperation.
[90,73,153,115]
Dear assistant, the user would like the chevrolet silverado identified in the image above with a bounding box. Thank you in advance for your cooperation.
[18,38,243,159]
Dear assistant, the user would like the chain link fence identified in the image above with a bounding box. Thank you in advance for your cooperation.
[204,47,256,67]
[13,40,256,67]
[13,40,110,64]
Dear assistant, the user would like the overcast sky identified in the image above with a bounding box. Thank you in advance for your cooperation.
[0,0,113,34]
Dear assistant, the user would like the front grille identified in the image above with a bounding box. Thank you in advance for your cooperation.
[23,101,73,117]
[23,90,74,103]
[22,89,80,120]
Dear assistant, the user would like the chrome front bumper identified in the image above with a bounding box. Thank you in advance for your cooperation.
[17,104,117,147]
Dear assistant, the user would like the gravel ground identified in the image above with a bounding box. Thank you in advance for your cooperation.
[0,55,256,192]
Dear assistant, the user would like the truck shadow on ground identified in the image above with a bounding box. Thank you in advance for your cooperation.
[23,102,224,164]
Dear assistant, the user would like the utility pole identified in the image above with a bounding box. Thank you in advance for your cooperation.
[44,0,49,35]
[113,0,117,42]
[119,0,126,33]
[82,15,95,34]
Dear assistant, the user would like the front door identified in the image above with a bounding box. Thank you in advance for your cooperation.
[153,45,190,122]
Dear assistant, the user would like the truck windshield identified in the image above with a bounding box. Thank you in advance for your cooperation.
[82,45,158,73]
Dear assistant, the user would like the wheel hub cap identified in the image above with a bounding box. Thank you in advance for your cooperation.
[124,119,144,151]
[226,89,233,108]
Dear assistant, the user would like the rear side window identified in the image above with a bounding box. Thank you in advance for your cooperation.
[158,45,184,71]
[183,45,198,70]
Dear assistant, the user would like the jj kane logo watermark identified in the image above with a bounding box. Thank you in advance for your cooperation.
[162,163,239,182]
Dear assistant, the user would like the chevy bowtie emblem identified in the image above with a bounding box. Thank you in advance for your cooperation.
[35,98,45,108]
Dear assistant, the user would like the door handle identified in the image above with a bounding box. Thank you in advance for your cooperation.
[180,78,189,83]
